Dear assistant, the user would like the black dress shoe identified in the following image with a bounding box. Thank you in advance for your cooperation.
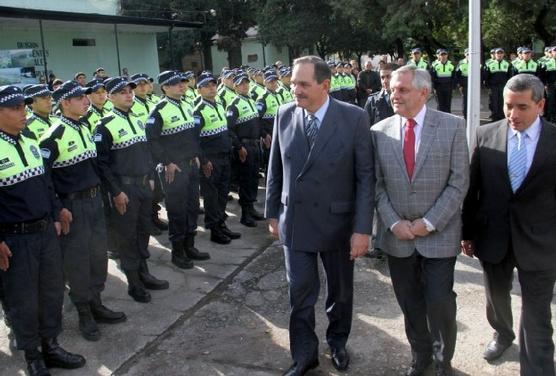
[139,260,170,289]
[210,228,231,244]
[152,217,169,231]
[483,338,511,361]
[184,236,210,260]
[405,357,432,376]
[282,359,319,376]
[240,213,257,227]
[331,347,350,371]
[220,223,241,239]
[41,338,86,369]
[90,303,127,324]
[128,286,151,303]
[75,304,100,341]
[27,358,51,376]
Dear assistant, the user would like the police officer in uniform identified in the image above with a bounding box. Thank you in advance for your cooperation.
[195,72,241,244]
[249,69,266,101]
[456,49,470,117]
[40,81,126,342]
[217,69,238,109]
[542,46,556,122]
[512,47,543,78]
[0,85,86,375]
[483,47,511,121]
[182,71,198,105]
[407,48,429,69]
[146,71,210,268]
[226,73,265,227]
[81,79,106,134]
[431,48,456,113]
[329,61,343,101]
[256,70,282,175]
[95,77,169,303]
[276,67,294,104]
[24,85,57,139]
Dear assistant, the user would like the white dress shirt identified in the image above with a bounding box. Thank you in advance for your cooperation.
[507,116,541,174]
[304,95,330,129]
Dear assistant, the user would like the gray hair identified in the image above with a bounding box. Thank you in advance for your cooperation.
[391,65,432,92]
[293,55,331,84]
[504,74,545,102]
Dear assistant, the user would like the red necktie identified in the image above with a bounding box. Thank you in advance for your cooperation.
[403,118,416,180]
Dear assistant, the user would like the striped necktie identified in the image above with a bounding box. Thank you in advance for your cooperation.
[304,114,319,147]
[508,131,527,192]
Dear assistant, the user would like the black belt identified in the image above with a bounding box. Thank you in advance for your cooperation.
[119,175,149,186]
[0,218,48,235]
[59,186,100,200]
[241,138,260,146]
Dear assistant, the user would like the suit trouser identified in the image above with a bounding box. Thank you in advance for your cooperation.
[60,195,108,305]
[200,154,231,229]
[0,222,64,350]
[435,85,453,113]
[481,251,556,376]
[490,85,505,121]
[283,246,354,366]
[111,182,152,271]
[387,252,457,365]
[164,161,200,242]
[237,142,261,207]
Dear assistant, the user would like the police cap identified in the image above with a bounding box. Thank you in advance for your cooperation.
[130,73,151,84]
[495,47,504,53]
[182,71,195,81]
[197,72,217,88]
[85,79,104,92]
[0,85,33,107]
[104,77,137,94]
[264,70,278,83]
[24,84,52,98]
[222,69,236,79]
[436,48,448,55]
[158,70,186,86]
[411,48,422,54]
[522,47,532,53]
[233,73,249,86]
[52,81,92,103]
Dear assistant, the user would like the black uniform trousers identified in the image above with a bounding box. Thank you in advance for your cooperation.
[164,161,200,242]
[200,154,231,229]
[111,181,152,271]
[284,246,354,367]
[0,222,64,350]
[545,83,556,123]
[481,250,556,376]
[60,194,107,305]
[490,84,505,121]
[435,84,453,113]
[387,252,457,366]
[461,83,468,119]
[101,188,119,252]
[238,141,261,208]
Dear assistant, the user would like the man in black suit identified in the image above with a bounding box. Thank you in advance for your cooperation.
[462,74,556,375]
[265,56,374,376]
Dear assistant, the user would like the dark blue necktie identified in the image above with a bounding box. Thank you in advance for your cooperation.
[304,114,319,147]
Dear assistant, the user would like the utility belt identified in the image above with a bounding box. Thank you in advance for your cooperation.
[119,175,150,186]
[241,138,260,146]
[0,218,49,235]
[59,185,100,200]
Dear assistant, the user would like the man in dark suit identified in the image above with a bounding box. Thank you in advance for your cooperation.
[265,55,374,376]
[462,74,556,375]
[372,65,469,376]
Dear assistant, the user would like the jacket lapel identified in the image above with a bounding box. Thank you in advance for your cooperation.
[387,115,407,180]
[493,120,513,193]
[515,119,550,194]
[412,109,437,180]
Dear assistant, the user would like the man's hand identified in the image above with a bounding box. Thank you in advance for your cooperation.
[149,179,155,191]
[54,221,62,236]
[238,147,248,163]
[263,134,272,149]
[461,240,474,257]
[0,241,12,271]
[113,192,129,215]
[410,218,430,237]
[268,218,278,237]
[202,161,213,178]
[193,157,200,169]
[58,208,73,235]
[164,163,182,184]
[392,220,415,240]
[350,233,370,260]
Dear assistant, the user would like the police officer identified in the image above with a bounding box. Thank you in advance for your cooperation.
[407,48,429,69]
[194,72,241,244]
[328,61,343,100]
[249,69,266,101]
[218,69,238,109]
[483,47,511,121]
[226,73,265,227]
[146,71,210,268]
[0,85,86,375]
[431,48,456,113]
[276,67,294,104]
[256,70,282,174]
[81,79,107,134]
[95,77,169,303]
[74,72,87,87]
[182,71,198,105]
[146,77,162,107]
[542,46,556,122]
[455,49,470,118]
[512,47,543,78]
[40,81,126,342]
[24,84,57,139]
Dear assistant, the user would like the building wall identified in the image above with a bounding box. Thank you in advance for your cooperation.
[211,39,290,72]
[0,22,160,82]
[0,0,119,15]
[210,45,229,74]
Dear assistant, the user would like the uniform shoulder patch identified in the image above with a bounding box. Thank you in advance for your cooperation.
[40,147,51,159]
[193,115,202,126]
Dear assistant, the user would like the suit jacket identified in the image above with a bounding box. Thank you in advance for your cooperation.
[372,108,469,258]
[462,119,556,271]
[264,98,375,252]
[364,90,394,127]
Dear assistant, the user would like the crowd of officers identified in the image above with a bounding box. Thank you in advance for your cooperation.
[1,43,556,375]
[0,63,295,375]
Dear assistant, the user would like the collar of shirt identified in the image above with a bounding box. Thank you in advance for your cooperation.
[166,97,182,107]
[0,129,19,145]
[507,116,541,144]
[400,104,427,131]
[304,95,330,129]
[60,115,84,132]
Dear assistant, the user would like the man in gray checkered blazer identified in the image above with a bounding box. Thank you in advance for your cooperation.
[371,65,469,376]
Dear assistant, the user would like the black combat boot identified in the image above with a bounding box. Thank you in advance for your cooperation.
[240,207,257,227]
[90,294,127,324]
[75,303,100,341]
[248,204,265,221]
[171,240,194,269]
[184,236,210,260]
[41,338,86,369]
[124,269,151,303]
[220,222,241,239]
[210,226,231,244]
[25,349,50,376]
[139,259,170,289]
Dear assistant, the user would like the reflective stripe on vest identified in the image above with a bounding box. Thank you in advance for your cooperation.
[197,100,228,137]
[45,117,97,169]
[158,99,195,136]
[261,92,280,120]
[105,109,147,150]
[232,96,259,124]
[0,132,45,187]
[514,60,538,73]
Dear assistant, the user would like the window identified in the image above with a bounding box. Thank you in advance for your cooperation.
[247,54,258,63]
[72,39,96,47]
